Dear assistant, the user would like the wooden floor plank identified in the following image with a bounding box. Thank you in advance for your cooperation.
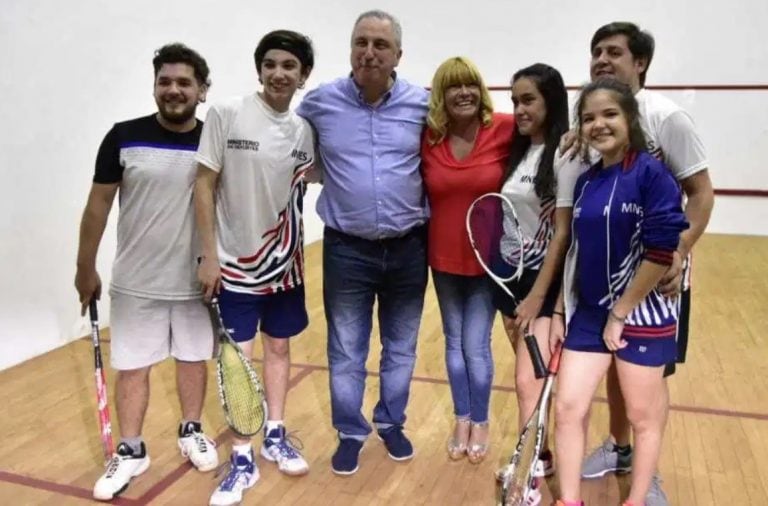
[1,234,767,505]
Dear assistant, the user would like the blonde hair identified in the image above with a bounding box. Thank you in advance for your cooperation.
[426,56,494,145]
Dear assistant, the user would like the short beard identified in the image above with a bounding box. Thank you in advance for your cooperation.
[156,101,197,125]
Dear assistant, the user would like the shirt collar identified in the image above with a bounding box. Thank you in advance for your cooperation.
[347,71,398,105]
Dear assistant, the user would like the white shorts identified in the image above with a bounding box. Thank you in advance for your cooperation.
[109,293,214,370]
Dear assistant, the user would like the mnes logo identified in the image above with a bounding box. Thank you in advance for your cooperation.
[520,175,535,184]
[291,149,308,161]
[621,202,643,216]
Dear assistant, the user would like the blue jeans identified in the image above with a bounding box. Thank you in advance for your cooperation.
[323,226,428,440]
[432,270,495,423]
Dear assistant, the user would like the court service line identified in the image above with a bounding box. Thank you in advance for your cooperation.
[72,339,768,423]
[136,362,317,504]
[0,470,140,505]
[0,363,319,505]
[287,361,768,422]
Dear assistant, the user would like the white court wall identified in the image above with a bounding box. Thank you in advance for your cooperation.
[1,0,766,370]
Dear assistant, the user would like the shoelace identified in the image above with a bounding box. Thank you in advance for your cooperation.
[190,431,215,453]
[267,430,304,459]
[215,460,252,491]
[104,454,125,478]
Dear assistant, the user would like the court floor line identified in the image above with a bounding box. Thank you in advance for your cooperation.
[82,337,768,421]
[7,355,763,504]
[0,469,140,505]
[0,362,319,505]
[288,360,768,422]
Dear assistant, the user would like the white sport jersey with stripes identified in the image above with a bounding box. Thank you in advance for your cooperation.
[196,93,314,295]
[500,144,585,270]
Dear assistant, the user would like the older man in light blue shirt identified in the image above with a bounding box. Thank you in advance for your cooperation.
[297,9,429,475]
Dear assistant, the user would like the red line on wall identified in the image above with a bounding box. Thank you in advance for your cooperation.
[713,189,768,197]
[487,84,768,92]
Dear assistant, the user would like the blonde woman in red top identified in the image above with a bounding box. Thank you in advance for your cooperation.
[421,57,515,464]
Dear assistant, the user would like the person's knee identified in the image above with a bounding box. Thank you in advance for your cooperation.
[556,394,589,426]
[515,369,541,405]
[117,366,151,382]
[624,397,664,432]
[263,336,290,359]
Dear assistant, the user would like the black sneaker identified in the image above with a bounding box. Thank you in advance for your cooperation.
[331,438,364,475]
[377,426,414,461]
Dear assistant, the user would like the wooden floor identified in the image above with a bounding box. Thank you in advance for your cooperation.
[2,234,767,505]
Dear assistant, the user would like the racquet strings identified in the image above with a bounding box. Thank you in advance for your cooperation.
[218,342,265,436]
[468,193,525,283]
[502,414,539,505]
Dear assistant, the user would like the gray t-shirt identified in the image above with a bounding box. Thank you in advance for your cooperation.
[94,114,203,300]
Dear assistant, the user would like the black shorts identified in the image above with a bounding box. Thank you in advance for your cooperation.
[491,268,560,319]
[663,288,691,377]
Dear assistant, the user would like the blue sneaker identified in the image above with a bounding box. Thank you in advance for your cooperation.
[209,451,259,506]
[261,426,309,476]
[377,426,414,461]
[331,438,364,475]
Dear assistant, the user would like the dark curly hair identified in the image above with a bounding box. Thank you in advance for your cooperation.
[153,42,211,87]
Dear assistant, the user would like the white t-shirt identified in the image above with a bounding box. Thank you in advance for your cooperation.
[196,93,314,294]
[635,88,708,180]
[637,89,708,290]
[500,145,585,270]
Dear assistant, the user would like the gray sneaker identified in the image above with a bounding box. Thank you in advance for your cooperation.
[581,438,632,479]
[645,474,669,506]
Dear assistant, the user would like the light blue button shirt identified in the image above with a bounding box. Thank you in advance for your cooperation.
[297,76,429,240]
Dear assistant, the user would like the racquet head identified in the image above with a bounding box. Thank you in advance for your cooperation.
[217,341,267,437]
[497,414,540,506]
[466,192,527,297]
[207,299,267,437]
[497,342,564,505]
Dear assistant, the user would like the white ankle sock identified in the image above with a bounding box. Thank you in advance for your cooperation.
[266,420,284,437]
[233,443,253,459]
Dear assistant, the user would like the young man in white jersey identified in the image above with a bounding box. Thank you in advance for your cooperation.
[75,43,218,501]
[194,30,315,506]
[576,22,715,505]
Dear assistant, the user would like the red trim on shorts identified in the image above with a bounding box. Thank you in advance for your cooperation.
[624,323,677,339]
[643,248,674,265]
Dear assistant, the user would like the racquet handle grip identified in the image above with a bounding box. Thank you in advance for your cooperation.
[89,300,98,322]
[548,341,563,374]
[524,334,547,379]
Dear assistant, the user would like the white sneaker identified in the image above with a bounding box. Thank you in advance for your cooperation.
[260,425,309,476]
[93,442,150,501]
[209,451,259,506]
[178,422,218,472]
[533,450,555,478]
[523,484,542,506]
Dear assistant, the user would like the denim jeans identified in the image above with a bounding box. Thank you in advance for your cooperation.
[432,270,495,423]
[323,226,428,440]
